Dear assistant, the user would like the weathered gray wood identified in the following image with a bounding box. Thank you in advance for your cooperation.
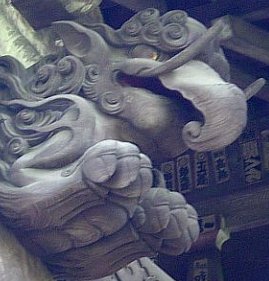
[219,16,269,65]
[230,66,269,102]
[110,0,167,12]
[96,258,176,281]
[11,0,102,29]
[183,0,269,24]
[193,185,269,232]
[242,7,269,21]
[0,6,266,281]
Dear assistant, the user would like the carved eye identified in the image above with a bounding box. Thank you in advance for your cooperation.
[128,45,159,60]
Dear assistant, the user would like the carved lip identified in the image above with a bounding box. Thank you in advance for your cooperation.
[117,71,204,124]
[117,59,249,152]
[158,60,248,151]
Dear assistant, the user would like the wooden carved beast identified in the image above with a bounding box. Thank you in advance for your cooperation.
[0,9,264,281]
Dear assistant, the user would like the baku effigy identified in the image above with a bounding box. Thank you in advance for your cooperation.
[0,5,264,281]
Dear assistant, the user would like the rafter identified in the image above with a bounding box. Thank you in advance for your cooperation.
[108,0,167,12]
[219,16,269,65]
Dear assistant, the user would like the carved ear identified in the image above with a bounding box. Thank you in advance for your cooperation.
[52,21,91,57]
[52,21,109,65]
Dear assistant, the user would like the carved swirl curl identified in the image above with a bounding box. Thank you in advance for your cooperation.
[82,64,102,101]
[82,82,98,101]
[57,56,86,95]
[16,109,37,126]
[141,21,162,45]
[86,64,101,83]
[160,10,188,26]
[138,8,160,25]
[160,23,189,51]
[15,108,60,132]
[90,9,194,53]
[30,64,62,98]
[120,18,142,44]
[57,57,73,75]
[99,91,125,115]
[7,137,28,156]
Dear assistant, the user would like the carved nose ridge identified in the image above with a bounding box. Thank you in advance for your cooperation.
[159,60,248,151]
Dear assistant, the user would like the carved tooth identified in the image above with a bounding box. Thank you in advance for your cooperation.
[244,78,266,100]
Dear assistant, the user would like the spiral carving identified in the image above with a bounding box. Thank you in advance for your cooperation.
[122,19,142,37]
[30,64,62,98]
[99,91,125,115]
[160,10,188,26]
[81,64,102,101]
[16,109,37,126]
[141,21,162,45]
[57,56,86,95]
[160,23,189,51]
[119,18,142,44]
[138,8,160,25]
[15,108,61,132]
[86,64,101,83]
[30,56,86,98]
[7,137,29,156]
[57,58,73,75]
[82,82,98,101]
[90,9,196,53]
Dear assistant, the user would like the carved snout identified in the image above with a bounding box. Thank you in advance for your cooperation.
[180,83,247,151]
[159,60,262,151]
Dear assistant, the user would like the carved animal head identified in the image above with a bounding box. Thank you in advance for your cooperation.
[0,9,264,169]
[48,9,264,163]
[0,8,265,281]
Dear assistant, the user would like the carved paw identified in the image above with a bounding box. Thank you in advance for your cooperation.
[132,188,199,255]
[82,139,153,191]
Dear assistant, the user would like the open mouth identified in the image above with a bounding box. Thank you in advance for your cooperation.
[117,71,204,125]
[117,57,249,152]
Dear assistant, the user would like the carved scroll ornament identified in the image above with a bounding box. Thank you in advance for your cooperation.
[0,8,264,281]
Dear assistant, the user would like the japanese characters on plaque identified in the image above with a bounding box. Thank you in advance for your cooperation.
[160,149,230,192]
[177,154,192,193]
[240,122,262,184]
[212,149,230,184]
[199,215,217,234]
[261,129,269,172]
[241,140,262,184]
[192,259,208,281]
[160,161,176,191]
[159,117,269,193]
[194,152,209,189]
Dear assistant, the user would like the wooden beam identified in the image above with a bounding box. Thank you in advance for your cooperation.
[229,66,269,103]
[219,16,269,65]
[11,0,102,29]
[11,0,72,29]
[109,0,167,12]
[97,258,176,281]
[192,185,269,232]
[242,7,269,21]
[182,0,269,24]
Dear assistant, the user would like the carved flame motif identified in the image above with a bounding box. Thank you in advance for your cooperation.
[0,8,264,281]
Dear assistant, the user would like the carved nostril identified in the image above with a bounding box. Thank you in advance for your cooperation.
[183,121,202,139]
